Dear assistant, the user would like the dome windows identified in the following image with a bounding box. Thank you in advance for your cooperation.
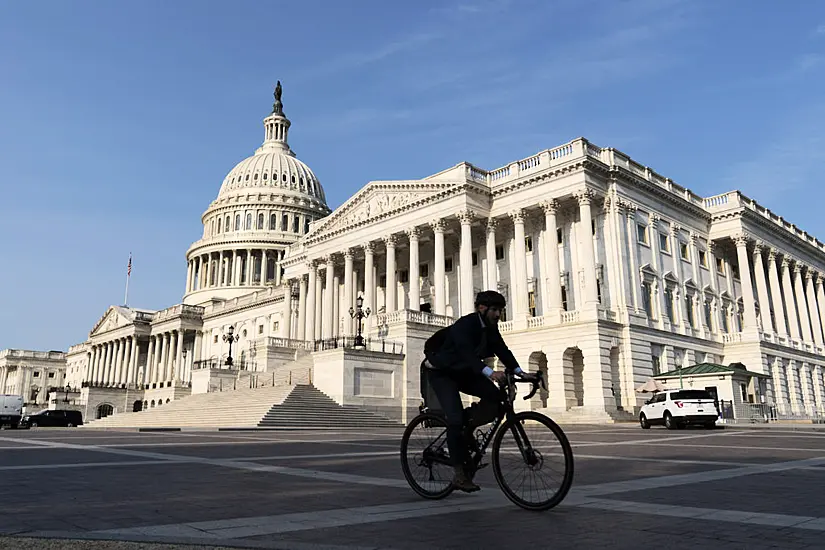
[263,173,268,180]
[257,213,265,230]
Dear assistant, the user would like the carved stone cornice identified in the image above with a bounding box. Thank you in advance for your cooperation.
[670,223,682,237]
[648,213,660,229]
[689,231,699,245]
[708,240,717,255]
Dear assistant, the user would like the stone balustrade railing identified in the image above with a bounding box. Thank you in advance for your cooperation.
[0,349,66,360]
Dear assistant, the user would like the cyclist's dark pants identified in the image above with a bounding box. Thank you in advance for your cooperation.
[428,368,501,468]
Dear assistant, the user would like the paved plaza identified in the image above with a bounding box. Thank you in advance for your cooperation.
[2,423,825,549]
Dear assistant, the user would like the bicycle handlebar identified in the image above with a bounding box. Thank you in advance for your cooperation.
[497,370,547,401]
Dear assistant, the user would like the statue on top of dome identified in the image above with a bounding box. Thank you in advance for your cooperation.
[272,81,284,115]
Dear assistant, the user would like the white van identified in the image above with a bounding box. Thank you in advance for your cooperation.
[0,394,24,429]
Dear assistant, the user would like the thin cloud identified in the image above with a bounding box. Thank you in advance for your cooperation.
[816,24,825,35]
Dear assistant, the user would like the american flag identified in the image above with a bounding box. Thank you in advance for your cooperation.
[127,254,132,276]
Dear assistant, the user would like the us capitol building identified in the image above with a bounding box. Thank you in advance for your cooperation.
[7,82,825,425]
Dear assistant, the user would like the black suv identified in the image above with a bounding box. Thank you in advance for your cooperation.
[20,409,83,428]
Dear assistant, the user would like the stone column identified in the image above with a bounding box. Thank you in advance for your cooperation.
[485,218,497,291]
[245,249,252,284]
[646,215,666,325]
[343,250,354,333]
[297,275,307,340]
[323,257,335,339]
[186,262,193,293]
[175,330,184,383]
[129,337,138,386]
[406,229,420,311]
[100,343,110,385]
[817,275,825,343]
[767,249,789,337]
[794,264,813,342]
[306,262,317,342]
[113,339,124,387]
[805,271,823,346]
[282,280,293,338]
[624,202,641,312]
[509,209,529,316]
[575,190,600,306]
[431,220,447,316]
[734,235,758,329]
[751,243,773,332]
[781,257,802,340]
[384,235,397,314]
[364,242,375,317]
[146,337,155,387]
[457,210,475,315]
[540,200,562,315]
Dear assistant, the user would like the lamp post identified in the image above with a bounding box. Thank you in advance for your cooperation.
[64,384,71,403]
[349,294,371,348]
[223,325,240,367]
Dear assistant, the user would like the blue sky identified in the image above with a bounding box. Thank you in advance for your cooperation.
[0,0,823,351]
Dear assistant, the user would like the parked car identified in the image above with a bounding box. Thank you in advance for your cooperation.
[19,409,83,428]
[0,394,23,429]
[639,389,718,429]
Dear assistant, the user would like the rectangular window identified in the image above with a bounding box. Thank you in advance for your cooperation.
[258,324,264,334]
[659,233,670,253]
[445,258,453,272]
[685,296,695,328]
[557,228,563,245]
[472,251,478,266]
[637,224,648,244]
[699,250,707,267]
[528,291,536,316]
[561,285,568,311]
[495,245,505,260]
[680,242,689,260]
[399,270,409,283]
[716,257,725,274]
[642,282,653,318]
[525,236,533,252]
[704,301,713,330]
[665,288,674,323]
[419,263,429,278]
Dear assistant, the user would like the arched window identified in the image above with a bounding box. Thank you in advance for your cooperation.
[225,215,231,231]
[270,213,277,230]
[292,216,299,233]
[257,213,264,229]
[245,213,252,230]
[282,213,289,232]
[217,217,222,233]
[235,214,241,231]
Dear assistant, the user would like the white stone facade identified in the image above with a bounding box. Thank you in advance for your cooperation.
[0,349,68,410]
[58,84,825,424]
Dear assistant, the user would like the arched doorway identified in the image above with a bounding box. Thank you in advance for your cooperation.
[96,403,114,419]
[132,400,143,412]
[562,347,585,409]
[528,351,549,408]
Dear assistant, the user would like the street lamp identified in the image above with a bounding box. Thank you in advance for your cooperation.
[349,294,371,348]
[223,325,240,367]
[64,384,71,403]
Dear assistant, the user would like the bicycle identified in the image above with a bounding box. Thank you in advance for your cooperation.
[400,369,575,511]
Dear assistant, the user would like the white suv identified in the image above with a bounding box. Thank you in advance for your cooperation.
[639,389,718,430]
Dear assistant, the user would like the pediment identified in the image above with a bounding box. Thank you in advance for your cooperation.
[683,277,698,290]
[308,181,461,239]
[89,306,133,337]
[639,263,657,277]
[663,270,678,283]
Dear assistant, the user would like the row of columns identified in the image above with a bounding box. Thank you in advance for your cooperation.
[771,357,825,415]
[186,248,285,293]
[280,190,603,340]
[733,236,825,346]
[86,337,139,387]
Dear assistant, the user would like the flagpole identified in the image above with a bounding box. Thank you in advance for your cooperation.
[124,253,132,307]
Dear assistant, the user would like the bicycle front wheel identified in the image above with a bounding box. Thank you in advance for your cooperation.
[400,413,455,500]
[491,411,574,511]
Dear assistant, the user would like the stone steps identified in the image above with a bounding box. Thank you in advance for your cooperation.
[257,385,403,428]
[81,385,294,428]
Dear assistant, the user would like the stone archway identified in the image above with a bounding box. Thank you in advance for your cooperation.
[528,351,549,408]
[132,400,143,412]
[562,347,585,409]
[96,403,114,419]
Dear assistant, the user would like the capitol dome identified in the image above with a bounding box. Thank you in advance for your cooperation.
[183,82,331,306]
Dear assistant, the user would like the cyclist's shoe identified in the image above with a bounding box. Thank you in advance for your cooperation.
[452,467,480,492]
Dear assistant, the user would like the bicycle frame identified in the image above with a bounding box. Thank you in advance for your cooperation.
[419,371,547,471]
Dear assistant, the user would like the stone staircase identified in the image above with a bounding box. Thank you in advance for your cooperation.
[543,406,624,425]
[81,384,294,429]
[257,384,403,429]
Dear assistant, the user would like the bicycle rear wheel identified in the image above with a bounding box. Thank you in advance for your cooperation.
[491,411,574,511]
[400,413,455,499]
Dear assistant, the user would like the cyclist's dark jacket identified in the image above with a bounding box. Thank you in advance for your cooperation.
[424,312,522,375]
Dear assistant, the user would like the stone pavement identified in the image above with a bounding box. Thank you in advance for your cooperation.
[1,423,825,549]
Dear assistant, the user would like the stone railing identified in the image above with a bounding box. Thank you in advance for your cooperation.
[703,190,824,253]
[205,286,284,315]
[152,303,205,323]
[261,337,314,350]
[373,309,454,327]
[0,349,66,360]
[312,336,404,355]
[722,332,743,344]
[561,311,580,324]
[134,311,155,323]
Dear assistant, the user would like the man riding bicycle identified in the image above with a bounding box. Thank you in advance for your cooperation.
[422,290,537,493]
